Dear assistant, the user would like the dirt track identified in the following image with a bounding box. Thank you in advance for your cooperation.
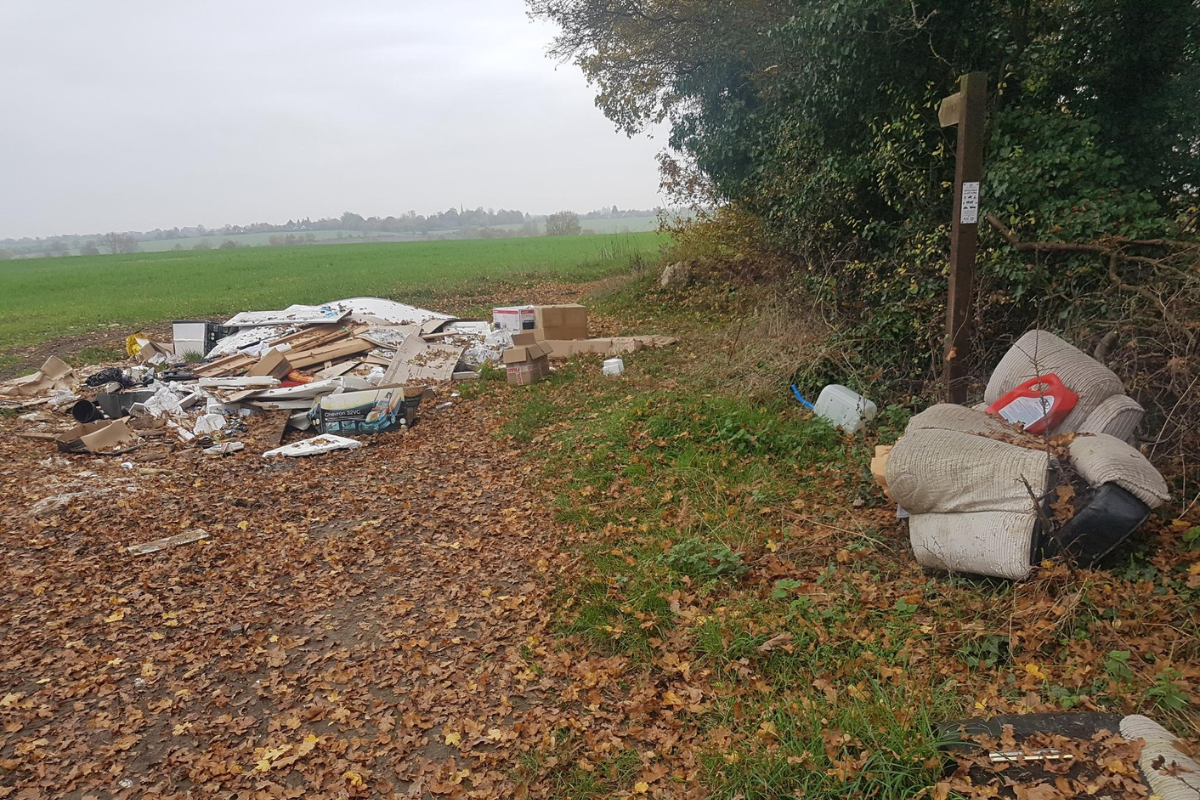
[0,396,568,798]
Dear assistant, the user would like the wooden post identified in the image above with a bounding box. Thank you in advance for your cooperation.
[939,71,987,404]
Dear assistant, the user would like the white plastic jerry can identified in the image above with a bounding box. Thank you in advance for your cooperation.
[813,384,877,434]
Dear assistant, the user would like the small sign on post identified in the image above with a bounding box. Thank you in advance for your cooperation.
[939,72,987,405]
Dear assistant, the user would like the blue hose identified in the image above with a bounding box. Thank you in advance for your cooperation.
[790,384,815,410]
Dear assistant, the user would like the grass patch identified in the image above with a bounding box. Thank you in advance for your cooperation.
[480,274,1200,797]
[69,345,125,366]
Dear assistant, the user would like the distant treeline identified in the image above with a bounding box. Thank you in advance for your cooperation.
[0,206,663,258]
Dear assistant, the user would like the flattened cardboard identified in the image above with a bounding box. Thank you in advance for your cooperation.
[246,348,293,379]
[0,356,74,399]
[316,385,424,434]
[541,336,679,360]
[541,338,641,359]
[57,418,137,454]
[381,334,463,385]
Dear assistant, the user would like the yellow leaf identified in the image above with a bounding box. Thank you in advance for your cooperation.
[634,781,650,794]
[105,610,126,623]
[344,771,364,787]
[765,540,778,552]
[444,731,462,746]
[1024,663,1046,680]
[255,758,272,772]
[237,520,249,531]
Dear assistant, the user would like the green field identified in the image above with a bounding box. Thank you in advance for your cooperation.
[0,232,663,352]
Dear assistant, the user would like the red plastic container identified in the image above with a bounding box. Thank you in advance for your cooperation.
[986,373,1078,435]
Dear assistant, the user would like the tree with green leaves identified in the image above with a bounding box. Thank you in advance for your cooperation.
[531,0,1200,396]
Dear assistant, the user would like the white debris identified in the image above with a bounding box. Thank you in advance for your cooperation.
[193,413,227,436]
[144,385,186,418]
[262,435,362,458]
[203,441,244,455]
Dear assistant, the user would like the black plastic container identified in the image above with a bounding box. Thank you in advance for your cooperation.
[1040,483,1151,567]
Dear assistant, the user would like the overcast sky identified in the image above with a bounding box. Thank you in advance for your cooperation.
[0,1,665,240]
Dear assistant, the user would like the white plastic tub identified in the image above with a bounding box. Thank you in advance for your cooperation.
[813,384,877,434]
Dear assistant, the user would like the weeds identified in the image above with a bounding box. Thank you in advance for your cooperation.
[484,275,1199,797]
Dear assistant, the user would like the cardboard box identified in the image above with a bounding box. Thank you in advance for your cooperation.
[493,305,536,332]
[246,348,293,379]
[502,332,550,386]
[316,385,425,435]
[533,304,588,341]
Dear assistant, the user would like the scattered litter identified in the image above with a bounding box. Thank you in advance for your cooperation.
[8,296,673,463]
[0,356,75,404]
[197,376,280,390]
[193,414,227,436]
[225,304,349,327]
[602,357,625,377]
[128,528,210,556]
[262,435,363,458]
[892,330,1169,581]
[203,441,245,456]
[71,399,105,423]
[143,385,187,418]
[381,335,463,385]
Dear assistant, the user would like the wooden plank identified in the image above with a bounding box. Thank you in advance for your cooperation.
[941,71,987,405]
[128,528,209,556]
[285,338,373,369]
